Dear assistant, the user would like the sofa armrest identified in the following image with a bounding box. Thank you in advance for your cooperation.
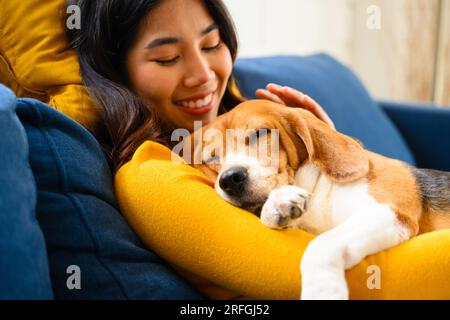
[379,100,450,171]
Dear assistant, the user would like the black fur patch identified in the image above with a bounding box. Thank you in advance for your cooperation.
[410,167,450,212]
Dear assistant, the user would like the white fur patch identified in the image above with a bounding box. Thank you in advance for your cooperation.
[292,163,409,300]
[293,163,400,234]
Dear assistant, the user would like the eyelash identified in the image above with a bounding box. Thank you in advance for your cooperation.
[204,155,220,164]
[204,41,223,52]
[155,41,223,66]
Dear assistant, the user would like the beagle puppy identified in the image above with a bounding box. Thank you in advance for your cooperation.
[187,99,450,300]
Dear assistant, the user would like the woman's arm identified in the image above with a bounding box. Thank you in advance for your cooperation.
[115,141,450,299]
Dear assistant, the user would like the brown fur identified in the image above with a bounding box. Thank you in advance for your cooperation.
[285,107,370,183]
[365,152,422,236]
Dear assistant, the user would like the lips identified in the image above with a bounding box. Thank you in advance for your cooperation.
[175,93,213,109]
[173,92,215,115]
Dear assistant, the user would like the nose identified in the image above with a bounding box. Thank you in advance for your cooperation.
[183,50,214,88]
[219,166,248,197]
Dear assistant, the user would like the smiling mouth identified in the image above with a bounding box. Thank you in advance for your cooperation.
[174,93,214,109]
[173,92,215,116]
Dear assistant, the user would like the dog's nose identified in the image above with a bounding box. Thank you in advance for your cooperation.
[219,166,248,197]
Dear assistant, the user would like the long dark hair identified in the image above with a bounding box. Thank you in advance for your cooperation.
[66,0,245,172]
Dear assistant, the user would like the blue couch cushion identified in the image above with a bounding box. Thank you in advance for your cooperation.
[380,100,450,171]
[16,97,205,300]
[233,54,416,165]
[0,84,53,299]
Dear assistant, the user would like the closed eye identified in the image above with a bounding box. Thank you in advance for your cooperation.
[203,40,222,51]
[255,128,270,139]
[155,41,222,66]
[204,155,220,164]
[247,128,271,144]
[155,56,179,65]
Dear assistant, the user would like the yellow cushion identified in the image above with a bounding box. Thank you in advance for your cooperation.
[0,0,100,131]
[115,141,450,300]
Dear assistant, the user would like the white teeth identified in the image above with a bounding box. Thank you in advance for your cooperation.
[177,94,212,109]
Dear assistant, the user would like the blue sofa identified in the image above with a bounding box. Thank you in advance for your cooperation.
[1,54,449,299]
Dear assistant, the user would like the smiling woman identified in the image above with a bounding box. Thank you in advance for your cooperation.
[67,0,333,171]
[126,0,233,132]
[67,0,245,171]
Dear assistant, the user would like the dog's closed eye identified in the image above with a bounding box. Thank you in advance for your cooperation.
[246,128,271,145]
[204,155,220,164]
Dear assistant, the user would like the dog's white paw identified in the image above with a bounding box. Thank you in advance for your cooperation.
[260,185,309,229]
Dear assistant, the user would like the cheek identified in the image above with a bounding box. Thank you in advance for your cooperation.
[131,64,177,104]
[213,47,233,84]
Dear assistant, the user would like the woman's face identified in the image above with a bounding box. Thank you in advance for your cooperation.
[127,0,233,132]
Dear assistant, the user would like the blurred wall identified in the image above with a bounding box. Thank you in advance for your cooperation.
[224,0,450,105]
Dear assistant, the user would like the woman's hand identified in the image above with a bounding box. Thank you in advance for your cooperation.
[256,83,335,130]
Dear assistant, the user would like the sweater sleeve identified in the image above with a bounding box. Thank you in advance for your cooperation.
[114,141,450,300]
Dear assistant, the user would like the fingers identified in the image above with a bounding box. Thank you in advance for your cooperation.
[264,84,336,130]
[281,88,335,129]
[255,83,335,129]
[267,84,310,108]
[255,89,286,105]
[302,96,336,130]
[266,84,309,108]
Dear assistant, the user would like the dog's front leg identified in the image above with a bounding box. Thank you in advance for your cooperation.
[300,207,410,300]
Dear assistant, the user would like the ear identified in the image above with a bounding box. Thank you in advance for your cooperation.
[287,109,369,183]
[277,123,309,170]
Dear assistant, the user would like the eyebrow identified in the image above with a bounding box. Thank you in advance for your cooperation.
[145,23,219,50]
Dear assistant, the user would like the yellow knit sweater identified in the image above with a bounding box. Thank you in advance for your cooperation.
[115,141,450,300]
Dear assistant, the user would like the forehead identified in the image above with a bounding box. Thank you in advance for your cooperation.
[139,0,214,38]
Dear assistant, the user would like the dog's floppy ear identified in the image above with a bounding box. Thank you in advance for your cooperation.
[287,108,369,183]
